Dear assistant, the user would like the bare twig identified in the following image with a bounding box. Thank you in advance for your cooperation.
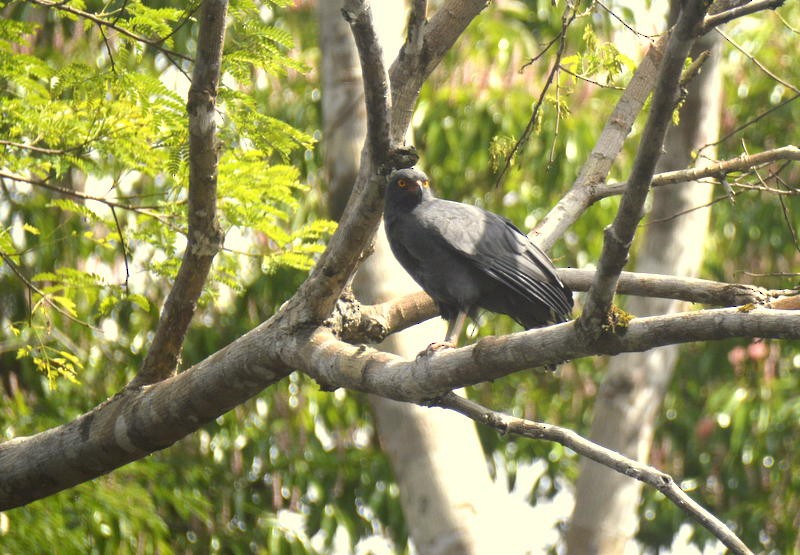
[25,0,193,62]
[0,171,177,227]
[708,91,800,149]
[494,6,577,188]
[434,393,753,555]
[0,250,94,327]
[715,28,799,93]
[0,139,82,156]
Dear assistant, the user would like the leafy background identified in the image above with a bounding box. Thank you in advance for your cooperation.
[1,0,798,553]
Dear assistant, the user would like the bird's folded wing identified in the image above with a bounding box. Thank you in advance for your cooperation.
[423,203,573,317]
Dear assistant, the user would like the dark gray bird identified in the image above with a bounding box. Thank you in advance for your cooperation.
[384,167,573,347]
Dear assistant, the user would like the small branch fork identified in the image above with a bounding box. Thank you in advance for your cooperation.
[434,393,753,555]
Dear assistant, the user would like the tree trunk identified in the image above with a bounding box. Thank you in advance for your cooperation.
[565,22,722,555]
[319,2,529,553]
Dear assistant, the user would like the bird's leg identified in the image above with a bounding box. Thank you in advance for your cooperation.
[418,311,468,358]
[444,311,467,346]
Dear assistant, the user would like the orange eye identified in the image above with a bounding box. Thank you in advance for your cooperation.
[397,178,407,188]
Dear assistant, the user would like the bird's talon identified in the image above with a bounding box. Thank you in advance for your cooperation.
[415,341,455,360]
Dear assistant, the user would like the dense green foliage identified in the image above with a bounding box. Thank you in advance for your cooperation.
[0,1,797,553]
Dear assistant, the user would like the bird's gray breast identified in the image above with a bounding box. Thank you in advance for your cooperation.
[384,203,482,309]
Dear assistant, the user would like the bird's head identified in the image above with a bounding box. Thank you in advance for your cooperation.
[385,168,432,210]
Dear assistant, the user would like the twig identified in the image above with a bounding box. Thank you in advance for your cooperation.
[596,145,800,200]
[433,393,754,555]
[706,91,800,149]
[0,171,183,233]
[715,28,799,93]
[0,250,95,328]
[701,0,786,34]
[0,140,82,156]
[109,205,130,289]
[25,0,193,62]
[494,6,577,188]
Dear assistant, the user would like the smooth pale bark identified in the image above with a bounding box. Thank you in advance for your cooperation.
[565,25,723,554]
[320,3,528,552]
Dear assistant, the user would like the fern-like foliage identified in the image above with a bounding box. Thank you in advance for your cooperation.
[0,2,335,384]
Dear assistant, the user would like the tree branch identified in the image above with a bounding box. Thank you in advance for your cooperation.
[131,0,226,386]
[0,313,290,509]
[434,393,753,555]
[533,39,664,251]
[596,145,800,200]
[294,307,800,404]
[701,0,786,34]
[579,1,709,335]
[25,0,193,62]
[332,270,794,343]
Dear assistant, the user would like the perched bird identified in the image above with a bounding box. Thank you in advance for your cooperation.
[383,167,573,348]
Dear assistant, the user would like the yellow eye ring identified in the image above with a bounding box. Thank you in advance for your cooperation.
[397,178,407,188]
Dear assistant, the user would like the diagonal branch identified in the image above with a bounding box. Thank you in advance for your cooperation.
[284,0,488,324]
[435,393,753,555]
[578,0,709,335]
[25,0,193,62]
[701,0,786,34]
[131,0,226,386]
[532,39,664,251]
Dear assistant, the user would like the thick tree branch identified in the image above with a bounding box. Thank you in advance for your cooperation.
[294,307,800,404]
[333,271,795,343]
[0,315,289,509]
[132,0,226,386]
[579,1,708,335]
[435,393,753,555]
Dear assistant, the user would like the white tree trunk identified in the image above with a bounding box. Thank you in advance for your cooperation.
[565,28,723,554]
